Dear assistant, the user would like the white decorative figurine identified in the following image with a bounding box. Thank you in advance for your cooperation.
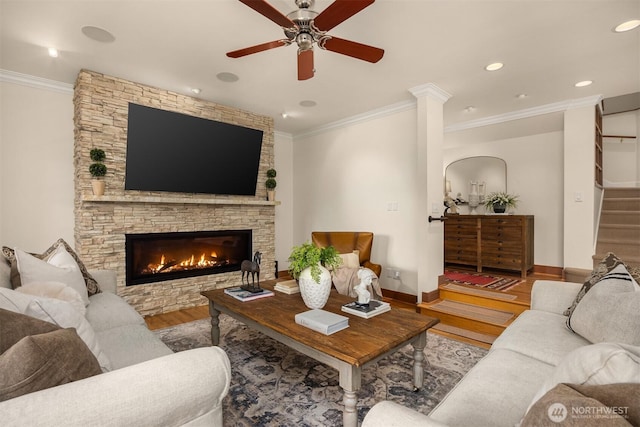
[355,268,373,305]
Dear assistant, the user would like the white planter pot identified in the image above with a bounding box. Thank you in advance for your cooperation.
[298,264,332,309]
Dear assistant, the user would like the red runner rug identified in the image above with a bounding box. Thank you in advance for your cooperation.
[444,270,523,292]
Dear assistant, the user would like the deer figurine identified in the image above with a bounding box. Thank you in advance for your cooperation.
[240,251,262,292]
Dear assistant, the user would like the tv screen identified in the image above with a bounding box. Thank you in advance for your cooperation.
[125,103,263,196]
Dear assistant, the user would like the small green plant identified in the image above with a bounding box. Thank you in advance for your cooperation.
[89,148,107,178]
[266,168,277,189]
[90,148,106,162]
[89,163,107,177]
[288,242,342,283]
[483,192,518,210]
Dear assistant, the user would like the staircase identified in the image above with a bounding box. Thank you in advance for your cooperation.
[417,280,530,349]
[596,187,640,268]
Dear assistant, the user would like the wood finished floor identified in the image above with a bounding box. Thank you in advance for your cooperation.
[145,268,560,332]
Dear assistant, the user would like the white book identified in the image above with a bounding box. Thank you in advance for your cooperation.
[274,285,300,294]
[294,309,349,335]
[341,301,391,319]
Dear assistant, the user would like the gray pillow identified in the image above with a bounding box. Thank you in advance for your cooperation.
[0,328,102,401]
[569,264,640,345]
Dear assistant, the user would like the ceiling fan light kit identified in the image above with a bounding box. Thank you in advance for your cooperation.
[227,0,384,80]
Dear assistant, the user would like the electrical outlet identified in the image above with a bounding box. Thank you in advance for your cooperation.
[393,270,401,279]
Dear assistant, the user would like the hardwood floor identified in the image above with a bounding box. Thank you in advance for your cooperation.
[145,268,561,350]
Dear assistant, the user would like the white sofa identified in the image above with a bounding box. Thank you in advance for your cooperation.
[363,277,640,427]
[0,260,232,426]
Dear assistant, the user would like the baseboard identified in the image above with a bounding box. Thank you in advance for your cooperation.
[381,288,417,304]
[533,264,563,277]
[422,289,440,303]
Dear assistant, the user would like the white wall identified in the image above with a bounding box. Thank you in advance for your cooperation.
[0,80,74,251]
[602,110,638,187]
[274,131,294,272]
[293,109,419,294]
[444,130,565,268]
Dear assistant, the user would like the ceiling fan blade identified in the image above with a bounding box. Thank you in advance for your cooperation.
[298,49,314,80]
[238,0,296,28]
[227,40,288,58]
[313,0,375,31]
[321,37,384,63]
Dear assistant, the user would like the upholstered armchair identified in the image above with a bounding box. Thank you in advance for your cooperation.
[311,231,382,277]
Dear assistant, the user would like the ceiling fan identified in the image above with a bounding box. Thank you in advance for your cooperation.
[227,0,384,80]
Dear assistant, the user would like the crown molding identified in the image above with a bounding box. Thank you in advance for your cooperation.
[294,99,416,139]
[0,69,73,94]
[445,95,603,133]
[409,83,453,104]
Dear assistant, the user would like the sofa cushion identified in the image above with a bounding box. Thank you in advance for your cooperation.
[16,281,86,316]
[491,310,590,366]
[528,342,640,410]
[0,328,102,402]
[522,383,639,427]
[569,264,640,345]
[2,238,101,296]
[85,291,146,332]
[0,287,37,312]
[25,298,112,372]
[15,247,90,306]
[564,253,640,325]
[0,308,59,353]
[429,348,555,427]
[0,259,11,290]
[96,324,173,370]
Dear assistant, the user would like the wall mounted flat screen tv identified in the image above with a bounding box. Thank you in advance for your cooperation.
[125,103,263,196]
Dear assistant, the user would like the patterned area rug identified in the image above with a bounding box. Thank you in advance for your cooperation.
[444,270,523,291]
[154,315,488,426]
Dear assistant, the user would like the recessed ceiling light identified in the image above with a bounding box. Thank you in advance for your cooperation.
[299,100,317,107]
[485,62,504,71]
[81,26,115,43]
[216,72,239,83]
[47,47,59,58]
[464,106,476,113]
[614,19,640,33]
[516,93,528,99]
[191,88,201,94]
[575,80,593,88]
[281,113,288,118]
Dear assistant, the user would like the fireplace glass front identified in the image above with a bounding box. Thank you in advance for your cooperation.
[126,230,252,286]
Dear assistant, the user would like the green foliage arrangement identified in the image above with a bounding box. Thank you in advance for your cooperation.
[89,149,107,177]
[287,242,342,283]
[483,192,518,209]
[266,168,277,189]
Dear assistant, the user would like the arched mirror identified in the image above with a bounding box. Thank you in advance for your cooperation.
[445,156,507,202]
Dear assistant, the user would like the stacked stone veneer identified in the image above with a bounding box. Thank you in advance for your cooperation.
[73,70,275,316]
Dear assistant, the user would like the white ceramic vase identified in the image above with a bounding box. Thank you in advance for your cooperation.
[298,263,332,309]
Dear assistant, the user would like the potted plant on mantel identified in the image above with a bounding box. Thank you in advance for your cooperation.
[89,148,107,196]
[288,242,342,309]
[266,168,277,201]
[483,191,518,214]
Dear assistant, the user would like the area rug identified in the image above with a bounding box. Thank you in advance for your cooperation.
[154,315,488,426]
[444,270,523,291]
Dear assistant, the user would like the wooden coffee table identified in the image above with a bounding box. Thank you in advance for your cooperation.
[201,281,439,427]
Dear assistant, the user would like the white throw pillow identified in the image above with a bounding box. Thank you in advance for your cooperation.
[339,252,360,269]
[0,286,36,312]
[526,342,640,414]
[569,264,640,345]
[24,297,112,372]
[17,281,86,316]
[15,246,90,306]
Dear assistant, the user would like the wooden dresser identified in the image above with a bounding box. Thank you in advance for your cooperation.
[444,215,534,277]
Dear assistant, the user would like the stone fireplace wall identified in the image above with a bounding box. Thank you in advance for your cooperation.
[73,70,276,316]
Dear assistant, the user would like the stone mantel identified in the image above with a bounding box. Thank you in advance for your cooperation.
[81,194,280,206]
[73,70,276,316]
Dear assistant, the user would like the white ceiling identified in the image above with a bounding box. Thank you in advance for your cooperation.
[1,0,639,136]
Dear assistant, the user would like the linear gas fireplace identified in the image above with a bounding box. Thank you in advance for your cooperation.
[126,230,252,286]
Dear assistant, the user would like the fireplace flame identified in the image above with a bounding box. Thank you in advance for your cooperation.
[145,251,231,276]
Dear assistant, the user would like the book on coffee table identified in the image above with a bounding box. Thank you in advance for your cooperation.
[294,309,349,335]
[341,300,391,319]
[224,287,274,302]
[274,279,300,294]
